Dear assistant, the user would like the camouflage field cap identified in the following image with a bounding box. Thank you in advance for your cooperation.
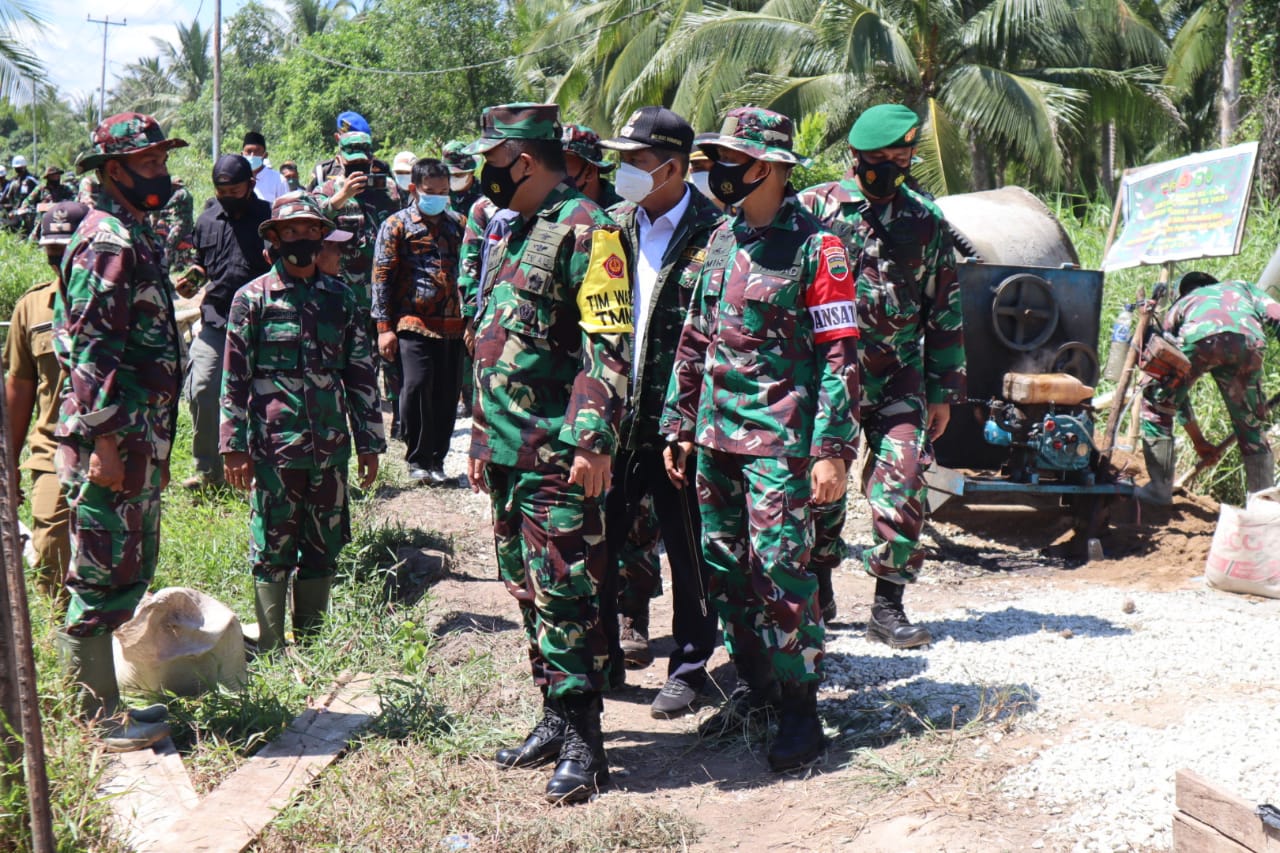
[561,124,615,171]
[258,191,336,238]
[848,104,921,151]
[38,201,90,246]
[75,112,189,174]
[462,103,562,155]
[695,107,809,166]
[441,140,478,173]
[338,131,374,159]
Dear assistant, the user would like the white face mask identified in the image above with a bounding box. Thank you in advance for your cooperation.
[450,174,472,193]
[394,173,412,192]
[691,170,713,200]
[614,159,674,204]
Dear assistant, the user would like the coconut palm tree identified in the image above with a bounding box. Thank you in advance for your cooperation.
[0,0,44,100]
[109,57,182,127]
[285,0,358,39]
[154,20,212,103]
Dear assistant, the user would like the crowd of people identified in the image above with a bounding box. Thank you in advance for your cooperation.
[10,98,972,803]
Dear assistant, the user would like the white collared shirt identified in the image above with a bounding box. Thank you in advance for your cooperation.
[633,186,691,376]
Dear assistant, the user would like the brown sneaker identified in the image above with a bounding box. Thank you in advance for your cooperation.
[182,474,224,491]
[618,613,653,668]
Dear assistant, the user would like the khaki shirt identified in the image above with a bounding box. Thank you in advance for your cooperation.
[4,280,63,472]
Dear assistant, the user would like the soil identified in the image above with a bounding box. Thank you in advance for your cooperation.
[373,455,1230,852]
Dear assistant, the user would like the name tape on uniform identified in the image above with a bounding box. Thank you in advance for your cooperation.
[807,235,859,343]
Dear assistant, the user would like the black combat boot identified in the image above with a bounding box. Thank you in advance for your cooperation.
[767,681,825,772]
[866,577,932,649]
[813,564,837,623]
[495,690,566,768]
[545,693,609,804]
[697,651,780,739]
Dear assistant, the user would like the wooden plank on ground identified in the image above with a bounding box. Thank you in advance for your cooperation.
[143,674,381,853]
[1175,812,1254,853]
[1177,769,1280,853]
[102,737,200,851]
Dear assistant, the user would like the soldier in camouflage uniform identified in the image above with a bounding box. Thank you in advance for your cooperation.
[661,107,860,771]
[464,103,631,803]
[562,124,622,208]
[220,192,384,653]
[18,165,75,236]
[798,104,965,650]
[598,106,723,716]
[445,140,483,418]
[1137,272,1280,503]
[147,176,198,284]
[315,131,402,425]
[443,140,482,217]
[53,113,188,751]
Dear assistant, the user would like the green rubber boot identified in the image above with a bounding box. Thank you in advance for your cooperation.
[292,576,333,641]
[1243,451,1275,496]
[1135,438,1175,506]
[58,631,170,752]
[254,580,289,654]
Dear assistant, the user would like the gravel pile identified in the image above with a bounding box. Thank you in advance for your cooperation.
[823,584,1280,851]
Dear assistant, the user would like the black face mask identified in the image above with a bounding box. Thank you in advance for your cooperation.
[279,238,322,267]
[219,194,250,217]
[855,157,905,200]
[708,160,764,206]
[116,160,174,211]
[480,159,529,209]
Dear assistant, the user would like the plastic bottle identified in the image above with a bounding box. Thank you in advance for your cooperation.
[1102,304,1134,383]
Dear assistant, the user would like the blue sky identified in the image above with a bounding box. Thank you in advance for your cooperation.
[21,0,285,101]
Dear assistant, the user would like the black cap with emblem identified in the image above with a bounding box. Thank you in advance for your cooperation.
[39,201,91,246]
[601,106,694,155]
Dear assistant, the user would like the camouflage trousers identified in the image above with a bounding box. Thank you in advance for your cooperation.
[616,490,663,615]
[486,463,609,697]
[697,448,823,685]
[1140,333,1269,456]
[853,399,928,583]
[250,464,350,582]
[61,443,163,637]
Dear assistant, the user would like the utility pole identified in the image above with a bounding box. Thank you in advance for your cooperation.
[212,0,222,158]
[87,14,127,125]
[29,78,36,169]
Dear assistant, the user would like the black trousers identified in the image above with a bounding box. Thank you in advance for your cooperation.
[397,331,461,470]
[603,446,718,689]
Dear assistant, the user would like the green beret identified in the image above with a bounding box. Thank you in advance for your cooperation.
[848,104,921,151]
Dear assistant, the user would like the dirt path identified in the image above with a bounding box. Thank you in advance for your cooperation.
[370,440,1266,851]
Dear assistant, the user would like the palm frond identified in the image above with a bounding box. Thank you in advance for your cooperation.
[913,96,969,195]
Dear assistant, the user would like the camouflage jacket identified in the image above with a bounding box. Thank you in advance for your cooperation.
[660,196,860,460]
[220,264,386,469]
[1164,280,1280,350]
[53,190,182,468]
[372,205,466,339]
[798,178,965,410]
[457,196,498,321]
[147,182,197,276]
[470,183,631,472]
[77,175,99,206]
[608,186,723,450]
[21,182,75,210]
[314,178,402,313]
[450,185,482,220]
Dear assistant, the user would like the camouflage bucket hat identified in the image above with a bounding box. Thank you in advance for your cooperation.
[462,103,562,155]
[695,107,809,166]
[43,164,63,179]
[258,191,335,238]
[442,140,478,173]
[75,112,189,174]
[561,124,615,171]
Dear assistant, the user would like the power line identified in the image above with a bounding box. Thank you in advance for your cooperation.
[291,4,660,78]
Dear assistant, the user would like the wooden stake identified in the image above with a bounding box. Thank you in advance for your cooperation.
[0,357,53,852]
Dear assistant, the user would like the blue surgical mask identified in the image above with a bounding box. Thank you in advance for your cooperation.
[417,194,449,216]
[246,155,264,171]
[394,174,412,192]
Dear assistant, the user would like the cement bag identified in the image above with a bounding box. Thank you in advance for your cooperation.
[114,587,248,696]
[1205,488,1280,598]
